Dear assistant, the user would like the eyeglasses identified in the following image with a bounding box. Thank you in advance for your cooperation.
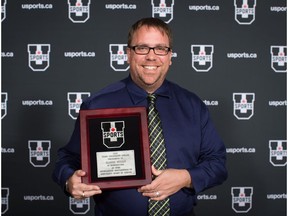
[129,45,171,56]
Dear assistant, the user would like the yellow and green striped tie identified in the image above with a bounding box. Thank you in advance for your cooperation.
[147,93,170,216]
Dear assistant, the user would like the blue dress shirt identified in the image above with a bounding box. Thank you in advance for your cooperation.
[52,75,227,216]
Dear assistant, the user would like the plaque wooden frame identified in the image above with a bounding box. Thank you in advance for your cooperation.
[80,107,152,190]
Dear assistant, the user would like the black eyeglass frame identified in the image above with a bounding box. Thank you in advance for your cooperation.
[129,45,171,56]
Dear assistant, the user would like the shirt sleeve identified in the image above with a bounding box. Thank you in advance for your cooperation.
[187,103,228,194]
[51,116,82,194]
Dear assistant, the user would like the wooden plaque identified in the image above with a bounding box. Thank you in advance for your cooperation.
[80,107,152,190]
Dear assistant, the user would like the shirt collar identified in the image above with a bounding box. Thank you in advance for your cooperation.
[126,75,171,105]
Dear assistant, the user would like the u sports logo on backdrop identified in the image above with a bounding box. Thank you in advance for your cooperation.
[151,0,174,23]
[1,187,9,214]
[271,46,287,73]
[28,44,51,71]
[68,92,90,119]
[109,44,129,71]
[1,92,8,119]
[231,187,253,213]
[69,197,90,214]
[1,0,7,22]
[101,121,125,148]
[28,140,51,167]
[234,0,256,25]
[68,0,90,23]
[233,93,255,120]
[269,140,287,167]
[191,45,214,72]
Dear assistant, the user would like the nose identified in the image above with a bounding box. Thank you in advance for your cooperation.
[146,48,157,59]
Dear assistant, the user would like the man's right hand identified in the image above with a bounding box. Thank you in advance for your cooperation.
[66,170,102,199]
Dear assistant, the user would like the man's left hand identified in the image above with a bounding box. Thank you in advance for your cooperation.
[138,166,192,200]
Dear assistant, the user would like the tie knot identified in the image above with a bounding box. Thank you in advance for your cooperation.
[147,93,157,104]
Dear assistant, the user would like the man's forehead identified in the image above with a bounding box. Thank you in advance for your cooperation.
[132,26,169,44]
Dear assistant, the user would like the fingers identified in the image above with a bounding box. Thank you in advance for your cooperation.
[138,181,167,200]
[151,191,163,201]
[138,167,164,193]
[140,190,166,201]
[149,191,162,199]
[73,190,87,200]
[78,189,102,199]
[139,168,182,200]
[72,187,102,199]
[69,170,102,199]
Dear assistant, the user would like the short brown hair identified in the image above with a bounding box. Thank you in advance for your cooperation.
[127,17,173,48]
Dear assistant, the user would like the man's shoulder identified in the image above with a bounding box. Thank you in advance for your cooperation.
[85,78,128,103]
[97,79,127,95]
[167,80,201,101]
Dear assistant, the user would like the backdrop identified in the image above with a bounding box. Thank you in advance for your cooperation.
[1,0,287,215]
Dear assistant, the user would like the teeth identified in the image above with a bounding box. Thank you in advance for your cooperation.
[144,66,157,70]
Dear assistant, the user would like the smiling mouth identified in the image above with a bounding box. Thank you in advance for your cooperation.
[143,66,158,70]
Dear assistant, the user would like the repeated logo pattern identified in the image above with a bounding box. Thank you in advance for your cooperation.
[234,0,256,25]
[151,0,174,23]
[67,92,91,120]
[109,44,129,71]
[1,92,8,119]
[271,46,287,73]
[27,44,51,72]
[28,140,51,167]
[233,93,255,120]
[69,197,90,214]
[231,187,253,213]
[1,1,286,215]
[68,0,91,23]
[191,45,214,72]
[269,140,287,167]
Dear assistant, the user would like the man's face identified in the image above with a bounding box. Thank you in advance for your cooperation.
[127,26,172,93]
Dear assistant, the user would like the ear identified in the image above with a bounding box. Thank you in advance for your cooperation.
[169,52,172,65]
[126,47,131,64]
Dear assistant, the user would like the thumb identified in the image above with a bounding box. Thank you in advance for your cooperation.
[75,170,86,177]
[151,165,163,177]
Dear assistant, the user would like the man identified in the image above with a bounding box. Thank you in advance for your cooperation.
[52,17,227,216]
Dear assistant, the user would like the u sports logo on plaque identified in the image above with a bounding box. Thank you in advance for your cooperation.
[233,93,255,120]
[271,46,287,73]
[234,0,256,25]
[1,187,9,214]
[109,44,129,72]
[68,0,90,23]
[28,44,51,71]
[151,0,174,23]
[191,45,214,72]
[69,197,90,215]
[1,92,8,119]
[231,187,253,213]
[68,92,91,120]
[1,0,7,22]
[269,140,287,167]
[101,121,125,148]
[28,140,51,167]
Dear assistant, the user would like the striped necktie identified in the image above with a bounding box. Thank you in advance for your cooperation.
[147,93,170,216]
